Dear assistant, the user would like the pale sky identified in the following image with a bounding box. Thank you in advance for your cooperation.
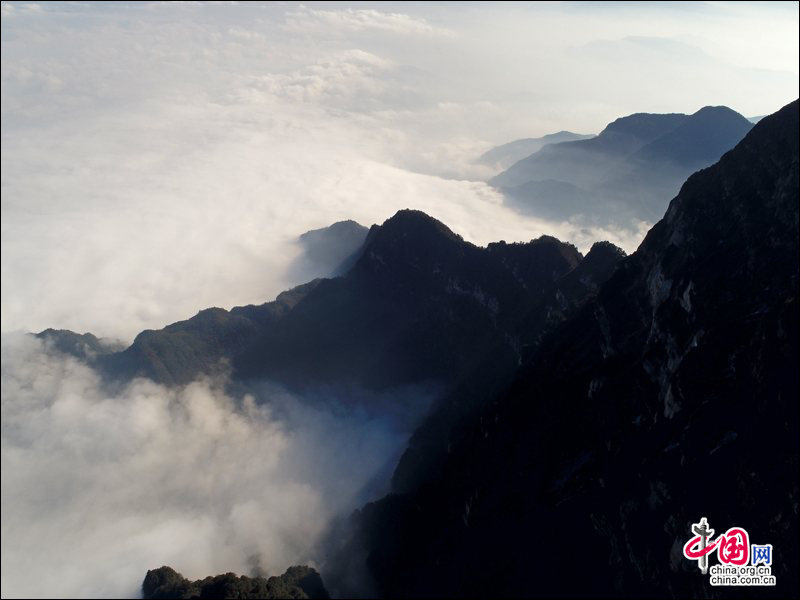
[2,1,798,340]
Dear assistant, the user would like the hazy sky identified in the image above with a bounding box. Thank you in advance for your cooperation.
[2,1,798,340]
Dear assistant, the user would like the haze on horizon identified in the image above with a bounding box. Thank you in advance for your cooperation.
[1,0,798,341]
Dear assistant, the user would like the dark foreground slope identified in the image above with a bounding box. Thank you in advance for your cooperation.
[142,565,328,599]
[344,100,799,598]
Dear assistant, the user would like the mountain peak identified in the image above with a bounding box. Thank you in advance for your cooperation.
[683,104,752,130]
[36,328,122,361]
[362,209,464,251]
[296,219,369,278]
[299,219,366,241]
[530,234,565,245]
[691,104,745,118]
[585,240,626,260]
[351,210,471,283]
[631,104,753,168]
[599,111,687,141]
[381,209,461,237]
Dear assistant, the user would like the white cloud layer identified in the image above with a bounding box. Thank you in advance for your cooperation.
[0,7,661,340]
[2,2,797,341]
[1,333,431,599]
[3,85,647,340]
[283,4,453,37]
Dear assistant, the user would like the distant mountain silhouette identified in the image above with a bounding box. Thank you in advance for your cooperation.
[478,131,594,170]
[632,106,754,166]
[493,112,690,188]
[491,106,754,223]
[293,219,368,279]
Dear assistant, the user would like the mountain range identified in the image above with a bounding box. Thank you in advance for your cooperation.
[489,105,755,224]
[477,131,595,171]
[36,100,798,599]
[337,99,799,598]
[43,216,625,396]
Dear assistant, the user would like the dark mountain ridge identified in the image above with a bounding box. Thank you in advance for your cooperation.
[40,210,623,399]
[340,99,799,599]
[142,565,329,599]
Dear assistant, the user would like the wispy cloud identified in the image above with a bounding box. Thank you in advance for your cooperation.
[283,4,454,37]
[1,1,44,17]
[239,49,394,107]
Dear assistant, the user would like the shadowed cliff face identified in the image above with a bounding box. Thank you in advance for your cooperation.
[342,100,798,599]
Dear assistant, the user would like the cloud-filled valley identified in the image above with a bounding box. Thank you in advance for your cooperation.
[1,332,433,598]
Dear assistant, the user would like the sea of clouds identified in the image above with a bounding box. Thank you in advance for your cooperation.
[5,1,792,341]
[1,3,797,598]
[1,332,434,598]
